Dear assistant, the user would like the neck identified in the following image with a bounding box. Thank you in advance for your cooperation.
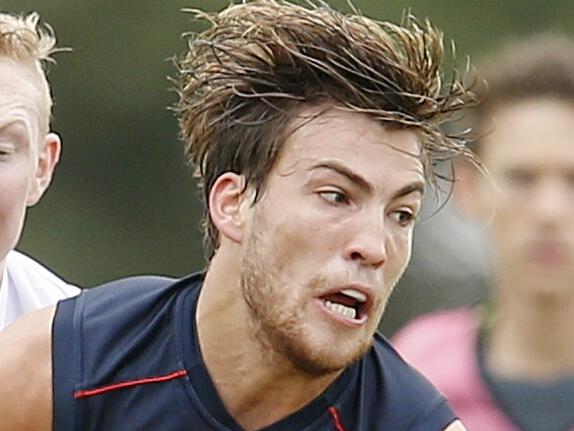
[486,277,574,380]
[196,248,339,430]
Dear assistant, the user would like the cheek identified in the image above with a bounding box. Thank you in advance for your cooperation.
[388,224,413,255]
[487,218,520,265]
[491,204,521,238]
[263,209,339,276]
[0,166,31,211]
[0,169,31,255]
[392,231,413,271]
[271,218,319,262]
[377,228,414,289]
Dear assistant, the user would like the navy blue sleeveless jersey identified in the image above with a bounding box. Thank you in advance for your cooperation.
[53,273,457,430]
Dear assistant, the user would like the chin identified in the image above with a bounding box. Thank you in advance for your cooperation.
[278,330,374,376]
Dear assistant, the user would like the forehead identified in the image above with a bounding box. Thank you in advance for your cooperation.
[481,99,574,168]
[0,57,44,129]
[275,106,424,187]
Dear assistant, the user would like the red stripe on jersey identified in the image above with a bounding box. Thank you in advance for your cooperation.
[329,406,347,431]
[74,369,188,399]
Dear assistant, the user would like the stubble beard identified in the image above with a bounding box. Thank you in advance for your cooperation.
[239,221,374,376]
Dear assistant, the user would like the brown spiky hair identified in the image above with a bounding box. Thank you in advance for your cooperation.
[175,0,478,256]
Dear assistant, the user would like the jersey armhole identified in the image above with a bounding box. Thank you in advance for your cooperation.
[52,297,78,430]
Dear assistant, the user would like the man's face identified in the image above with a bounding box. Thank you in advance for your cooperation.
[0,58,47,267]
[476,99,574,301]
[239,108,424,374]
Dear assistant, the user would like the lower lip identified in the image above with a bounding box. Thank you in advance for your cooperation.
[315,299,368,328]
[528,245,567,265]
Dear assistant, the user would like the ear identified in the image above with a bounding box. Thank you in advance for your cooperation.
[26,132,61,207]
[208,172,250,245]
[452,158,490,221]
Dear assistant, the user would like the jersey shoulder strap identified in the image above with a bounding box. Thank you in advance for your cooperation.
[52,275,185,430]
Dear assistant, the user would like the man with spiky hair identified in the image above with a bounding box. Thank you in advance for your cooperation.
[0,1,471,430]
[0,12,78,333]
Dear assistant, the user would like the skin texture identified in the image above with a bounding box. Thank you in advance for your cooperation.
[198,107,426,429]
[0,57,60,280]
[0,306,55,431]
[456,98,574,380]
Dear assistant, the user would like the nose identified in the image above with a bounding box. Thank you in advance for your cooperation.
[343,210,387,268]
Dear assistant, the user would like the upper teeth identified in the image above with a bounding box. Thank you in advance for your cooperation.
[341,289,367,303]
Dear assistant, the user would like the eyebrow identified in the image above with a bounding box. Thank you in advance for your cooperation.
[309,160,425,198]
[390,181,426,200]
[310,161,374,194]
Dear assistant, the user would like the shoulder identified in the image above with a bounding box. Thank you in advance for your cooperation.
[53,274,197,389]
[58,274,184,344]
[92,273,179,291]
[0,306,55,431]
[77,274,184,317]
[52,275,204,429]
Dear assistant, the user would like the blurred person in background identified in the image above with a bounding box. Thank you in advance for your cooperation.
[381,181,489,335]
[0,1,474,429]
[393,35,574,431]
[0,12,78,332]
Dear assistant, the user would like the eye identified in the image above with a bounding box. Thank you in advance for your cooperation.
[0,145,14,159]
[389,210,416,227]
[504,169,535,188]
[318,189,349,204]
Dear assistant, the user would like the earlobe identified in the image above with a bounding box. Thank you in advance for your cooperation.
[27,133,61,206]
[208,173,248,244]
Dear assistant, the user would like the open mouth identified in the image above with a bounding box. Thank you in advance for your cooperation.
[320,288,369,322]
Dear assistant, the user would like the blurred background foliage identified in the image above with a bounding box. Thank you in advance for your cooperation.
[4,0,574,333]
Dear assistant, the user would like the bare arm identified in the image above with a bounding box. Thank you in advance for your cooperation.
[444,419,467,431]
[0,306,55,431]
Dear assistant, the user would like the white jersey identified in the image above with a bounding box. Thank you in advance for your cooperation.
[0,250,80,331]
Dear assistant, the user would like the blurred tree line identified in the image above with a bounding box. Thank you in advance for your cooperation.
[4,0,574,333]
